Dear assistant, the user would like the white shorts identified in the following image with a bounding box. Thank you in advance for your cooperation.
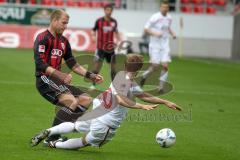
[75,119,117,147]
[149,47,171,64]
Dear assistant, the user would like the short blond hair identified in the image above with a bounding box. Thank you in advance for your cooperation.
[160,0,169,6]
[50,9,69,22]
[125,54,144,72]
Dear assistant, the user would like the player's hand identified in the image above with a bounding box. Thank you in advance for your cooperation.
[89,73,104,84]
[165,101,182,111]
[141,104,158,110]
[64,73,72,84]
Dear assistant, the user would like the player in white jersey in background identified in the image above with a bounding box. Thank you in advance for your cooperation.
[140,1,176,93]
[30,54,181,150]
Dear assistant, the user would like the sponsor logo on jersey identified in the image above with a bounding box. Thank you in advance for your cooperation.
[38,45,45,53]
[103,26,113,33]
[102,88,113,109]
[110,22,116,27]
[51,49,63,56]
[61,42,65,50]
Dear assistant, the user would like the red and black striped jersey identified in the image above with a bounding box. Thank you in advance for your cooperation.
[93,17,118,51]
[34,30,76,76]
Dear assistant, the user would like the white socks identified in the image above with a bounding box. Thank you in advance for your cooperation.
[48,122,75,136]
[142,67,154,79]
[55,138,85,149]
[47,122,86,149]
[142,66,169,90]
[159,70,168,90]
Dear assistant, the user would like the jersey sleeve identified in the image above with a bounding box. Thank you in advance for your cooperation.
[63,40,77,69]
[110,84,118,95]
[169,16,173,28]
[144,14,157,29]
[33,36,50,74]
[113,20,118,32]
[112,71,131,97]
[92,19,99,31]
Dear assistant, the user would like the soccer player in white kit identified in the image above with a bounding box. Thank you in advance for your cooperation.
[30,54,181,149]
[140,1,176,93]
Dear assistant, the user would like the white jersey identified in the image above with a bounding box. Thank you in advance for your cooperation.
[93,71,143,128]
[145,12,172,50]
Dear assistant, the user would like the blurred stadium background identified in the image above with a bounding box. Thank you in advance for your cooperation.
[0,0,240,59]
[0,1,240,160]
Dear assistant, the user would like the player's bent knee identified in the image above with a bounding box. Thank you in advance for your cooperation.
[59,98,78,109]
[71,98,79,108]
[78,95,93,107]
[58,94,76,106]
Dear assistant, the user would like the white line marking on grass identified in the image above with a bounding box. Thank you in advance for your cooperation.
[185,58,240,70]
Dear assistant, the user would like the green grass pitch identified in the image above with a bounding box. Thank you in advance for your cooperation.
[0,48,239,160]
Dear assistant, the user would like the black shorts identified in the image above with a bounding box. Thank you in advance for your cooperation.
[94,49,115,63]
[36,75,85,105]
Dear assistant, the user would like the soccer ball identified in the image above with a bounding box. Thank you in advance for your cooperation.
[156,128,176,148]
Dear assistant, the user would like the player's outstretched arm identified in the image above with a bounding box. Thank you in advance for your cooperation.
[71,64,103,84]
[136,92,182,111]
[63,40,103,84]
[116,94,157,110]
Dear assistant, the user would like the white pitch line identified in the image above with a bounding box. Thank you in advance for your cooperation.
[185,58,240,70]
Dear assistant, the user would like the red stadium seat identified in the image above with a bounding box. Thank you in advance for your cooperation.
[42,0,52,5]
[0,0,6,3]
[54,0,64,6]
[206,7,216,14]
[29,0,36,4]
[78,1,92,7]
[192,0,204,4]
[78,1,85,7]
[181,5,193,13]
[215,0,226,6]
[67,0,78,7]
[194,5,204,13]
[205,0,214,5]
[86,2,93,7]
[181,0,190,4]
[91,2,104,8]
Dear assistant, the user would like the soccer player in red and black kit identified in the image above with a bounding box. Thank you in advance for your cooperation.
[32,9,103,144]
[90,4,121,89]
